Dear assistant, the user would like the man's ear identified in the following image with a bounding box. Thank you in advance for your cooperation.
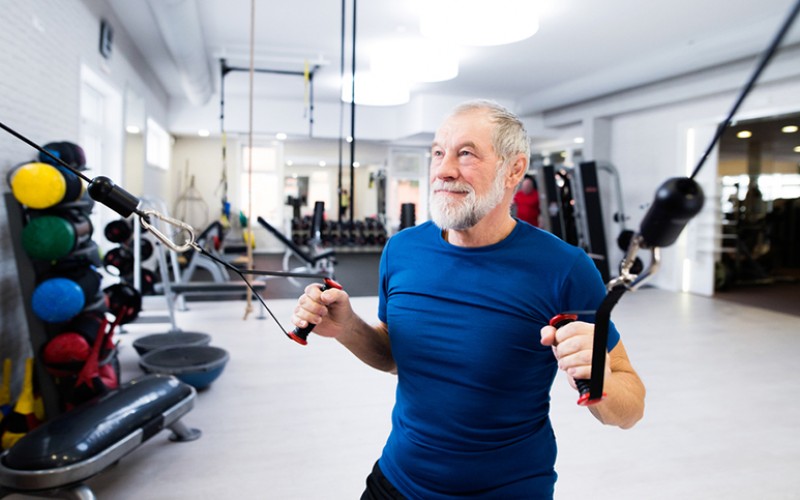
[507,154,528,186]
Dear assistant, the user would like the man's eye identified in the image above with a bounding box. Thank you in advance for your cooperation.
[432,150,443,157]
[459,150,473,157]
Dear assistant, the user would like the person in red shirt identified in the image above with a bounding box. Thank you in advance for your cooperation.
[513,174,541,227]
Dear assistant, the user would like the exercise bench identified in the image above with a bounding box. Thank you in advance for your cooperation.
[0,374,200,500]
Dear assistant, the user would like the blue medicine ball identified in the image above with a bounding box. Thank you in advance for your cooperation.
[32,277,86,323]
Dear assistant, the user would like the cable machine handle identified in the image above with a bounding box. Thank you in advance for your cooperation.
[288,278,344,345]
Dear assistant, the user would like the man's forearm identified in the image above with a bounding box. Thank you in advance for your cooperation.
[588,371,645,429]
[588,342,645,429]
[337,318,396,374]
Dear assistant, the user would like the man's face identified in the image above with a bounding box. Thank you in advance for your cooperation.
[429,110,508,230]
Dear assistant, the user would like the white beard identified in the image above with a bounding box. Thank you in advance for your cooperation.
[429,167,507,230]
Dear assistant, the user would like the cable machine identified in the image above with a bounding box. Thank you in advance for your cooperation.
[539,161,629,283]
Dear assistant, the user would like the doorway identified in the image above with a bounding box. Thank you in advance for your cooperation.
[714,111,800,316]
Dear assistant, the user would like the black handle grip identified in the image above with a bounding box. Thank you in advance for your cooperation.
[87,176,141,218]
[549,313,603,406]
[288,278,344,345]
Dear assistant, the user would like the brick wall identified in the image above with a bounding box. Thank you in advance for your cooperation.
[0,0,168,397]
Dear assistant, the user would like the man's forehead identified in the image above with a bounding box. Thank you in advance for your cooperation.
[433,110,493,146]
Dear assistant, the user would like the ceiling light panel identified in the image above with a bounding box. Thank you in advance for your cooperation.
[420,0,540,47]
[370,38,459,83]
[342,72,411,106]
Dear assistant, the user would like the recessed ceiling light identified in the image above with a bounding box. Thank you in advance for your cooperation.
[126,125,141,134]
[286,160,294,166]
[737,130,752,139]
[794,146,800,153]
[353,162,361,168]
[574,137,585,144]
[276,132,287,140]
[197,129,210,137]
[318,161,327,167]
[782,125,799,133]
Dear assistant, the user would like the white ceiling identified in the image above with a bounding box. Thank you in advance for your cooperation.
[108,0,800,122]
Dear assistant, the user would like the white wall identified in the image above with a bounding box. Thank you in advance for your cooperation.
[0,0,171,389]
[171,136,239,227]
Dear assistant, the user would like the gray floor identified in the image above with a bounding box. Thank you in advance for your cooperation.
[9,287,800,499]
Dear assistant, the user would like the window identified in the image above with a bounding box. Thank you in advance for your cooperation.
[79,65,122,256]
[307,171,332,218]
[240,145,282,228]
[146,118,171,170]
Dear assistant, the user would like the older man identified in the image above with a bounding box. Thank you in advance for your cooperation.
[292,100,645,499]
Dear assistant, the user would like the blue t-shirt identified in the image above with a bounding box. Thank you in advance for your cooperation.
[377,220,620,499]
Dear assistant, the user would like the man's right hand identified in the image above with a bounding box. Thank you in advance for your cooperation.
[291,282,352,340]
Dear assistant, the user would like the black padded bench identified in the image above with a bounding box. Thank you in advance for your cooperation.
[0,374,199,499]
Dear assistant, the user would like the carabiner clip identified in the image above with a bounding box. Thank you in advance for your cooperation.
[138,209,199,253]
[608,235,661,292]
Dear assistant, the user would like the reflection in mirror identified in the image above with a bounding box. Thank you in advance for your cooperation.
[387,148,430,231]
[284,175,309,221]
[123,88,145,197]
[276,138,409,250]
[280,138,409,223]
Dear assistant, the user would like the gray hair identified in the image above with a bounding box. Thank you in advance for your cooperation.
[450,99,531,168]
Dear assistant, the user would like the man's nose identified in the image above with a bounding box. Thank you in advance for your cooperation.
[433,152,458,180]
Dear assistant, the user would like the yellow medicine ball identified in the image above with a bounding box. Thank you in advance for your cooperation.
[10,162,68,209]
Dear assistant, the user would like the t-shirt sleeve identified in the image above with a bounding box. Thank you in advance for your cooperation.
[378,243,389,324]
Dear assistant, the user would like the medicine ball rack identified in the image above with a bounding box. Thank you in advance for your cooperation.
[5,193,63,419]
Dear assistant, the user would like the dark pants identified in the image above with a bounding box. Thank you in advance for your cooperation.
[361,461,405,500]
